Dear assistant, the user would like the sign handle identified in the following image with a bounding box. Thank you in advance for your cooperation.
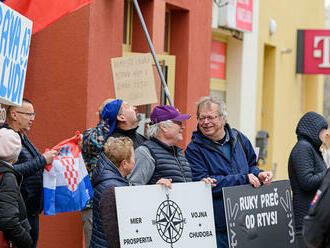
[133,0,174,106]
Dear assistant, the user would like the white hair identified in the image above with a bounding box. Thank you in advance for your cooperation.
[197,96,227,118]
[146,120,173,139]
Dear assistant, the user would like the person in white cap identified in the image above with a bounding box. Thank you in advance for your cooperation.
[4,99,57,248]
[0,128,33,248]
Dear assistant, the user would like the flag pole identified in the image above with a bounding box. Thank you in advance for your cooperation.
[132,0,174,106]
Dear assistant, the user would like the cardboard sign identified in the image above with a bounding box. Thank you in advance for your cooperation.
[115,182,217,248]
[223,180,295,248]
[0,3,33,106]
[111,54,158,106]
[296,29,330,74]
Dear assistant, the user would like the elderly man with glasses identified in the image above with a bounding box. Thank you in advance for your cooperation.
[185,96,273,248]
[128,105,193,185]
[2,98,57,248]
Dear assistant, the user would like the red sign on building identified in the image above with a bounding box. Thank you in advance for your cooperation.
[210,41,226,79]
[236,0,253,32]
[297,29,330,74]
[218,0,253,32]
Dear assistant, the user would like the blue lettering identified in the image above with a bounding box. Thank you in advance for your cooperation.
[6,60,14,99]
[0,6,3,32]
[20,27,28,57]
[0,56,9,97]
[0,10,12,57]
[10,63,21,103]
[7,12,16,59]
[12,17,21,60]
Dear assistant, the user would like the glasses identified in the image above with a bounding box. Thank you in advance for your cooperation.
[16,111,36,118]
[198,115,220,122]
[172,120,183,127]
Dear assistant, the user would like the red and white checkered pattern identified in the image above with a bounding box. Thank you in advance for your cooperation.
[60,157,79,192]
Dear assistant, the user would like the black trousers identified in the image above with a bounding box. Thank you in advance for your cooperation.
[28,215,39,248]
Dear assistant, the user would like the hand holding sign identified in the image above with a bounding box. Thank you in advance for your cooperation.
[258,171,273,186]
[247,173,261,188]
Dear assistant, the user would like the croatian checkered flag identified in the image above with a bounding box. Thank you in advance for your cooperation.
[43,132,93,215]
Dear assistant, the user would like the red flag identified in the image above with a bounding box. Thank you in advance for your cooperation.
[3,0,96,34]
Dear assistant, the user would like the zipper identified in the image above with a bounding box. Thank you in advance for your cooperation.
[172,147,187,182]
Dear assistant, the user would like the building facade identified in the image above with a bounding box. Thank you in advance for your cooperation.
[17,0,326,247]
[256,0,325,179]
[24,0,212,247]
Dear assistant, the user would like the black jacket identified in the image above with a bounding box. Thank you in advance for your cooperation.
[0,161,33,248]
[0,125,47,216]
[288,112,328,230]
[110,127,146,149]
[143,138,192,184]
[14,132,47,216]
[304,169,330,248]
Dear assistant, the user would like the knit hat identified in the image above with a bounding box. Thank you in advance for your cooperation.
[101,99,123,134]
[0,128,22,162]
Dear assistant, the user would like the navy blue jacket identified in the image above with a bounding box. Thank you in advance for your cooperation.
[185,124,262,231]
[90,152,128,248]
[0,126,47,216]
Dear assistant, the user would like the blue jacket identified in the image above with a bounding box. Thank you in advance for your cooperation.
[185,124,262,231]
[90,152,129,248]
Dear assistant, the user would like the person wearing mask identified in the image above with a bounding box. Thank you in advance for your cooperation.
[0,128,33,248]
[288,111,329,248]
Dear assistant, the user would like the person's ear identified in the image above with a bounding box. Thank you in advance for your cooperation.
[10,110,18,121]
[119,159,126,170]
[117,114,125,122]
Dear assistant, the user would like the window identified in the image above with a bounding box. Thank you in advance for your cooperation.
[123,0,133,52]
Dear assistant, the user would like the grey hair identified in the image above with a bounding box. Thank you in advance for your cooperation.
[196,96,227,118]
[146,120,173,139]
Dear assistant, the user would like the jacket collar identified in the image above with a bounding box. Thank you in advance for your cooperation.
[150,137,182,154]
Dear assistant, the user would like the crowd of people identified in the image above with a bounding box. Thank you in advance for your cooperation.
[0,96,329,248]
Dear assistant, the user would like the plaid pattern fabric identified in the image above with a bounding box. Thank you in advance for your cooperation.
[82,121,110,208]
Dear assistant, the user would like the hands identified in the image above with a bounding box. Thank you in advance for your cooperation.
[201,177,217,187]
[258,171,273,186]
[43,150,57,164]
[71,133,83,149]
[156,178,172,189]
[248,173,261,188]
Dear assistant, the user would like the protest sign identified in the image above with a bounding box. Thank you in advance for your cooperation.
[111,53,158,106]
[223,180,295,248]
[115,182,217,248]
[0,2,32,106]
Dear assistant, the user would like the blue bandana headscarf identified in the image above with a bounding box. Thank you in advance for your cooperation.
[101,99,123,134]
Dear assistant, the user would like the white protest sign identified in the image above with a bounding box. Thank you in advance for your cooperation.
[115,182,217,248]
[0,2,33,106]
[111,53,158,106]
